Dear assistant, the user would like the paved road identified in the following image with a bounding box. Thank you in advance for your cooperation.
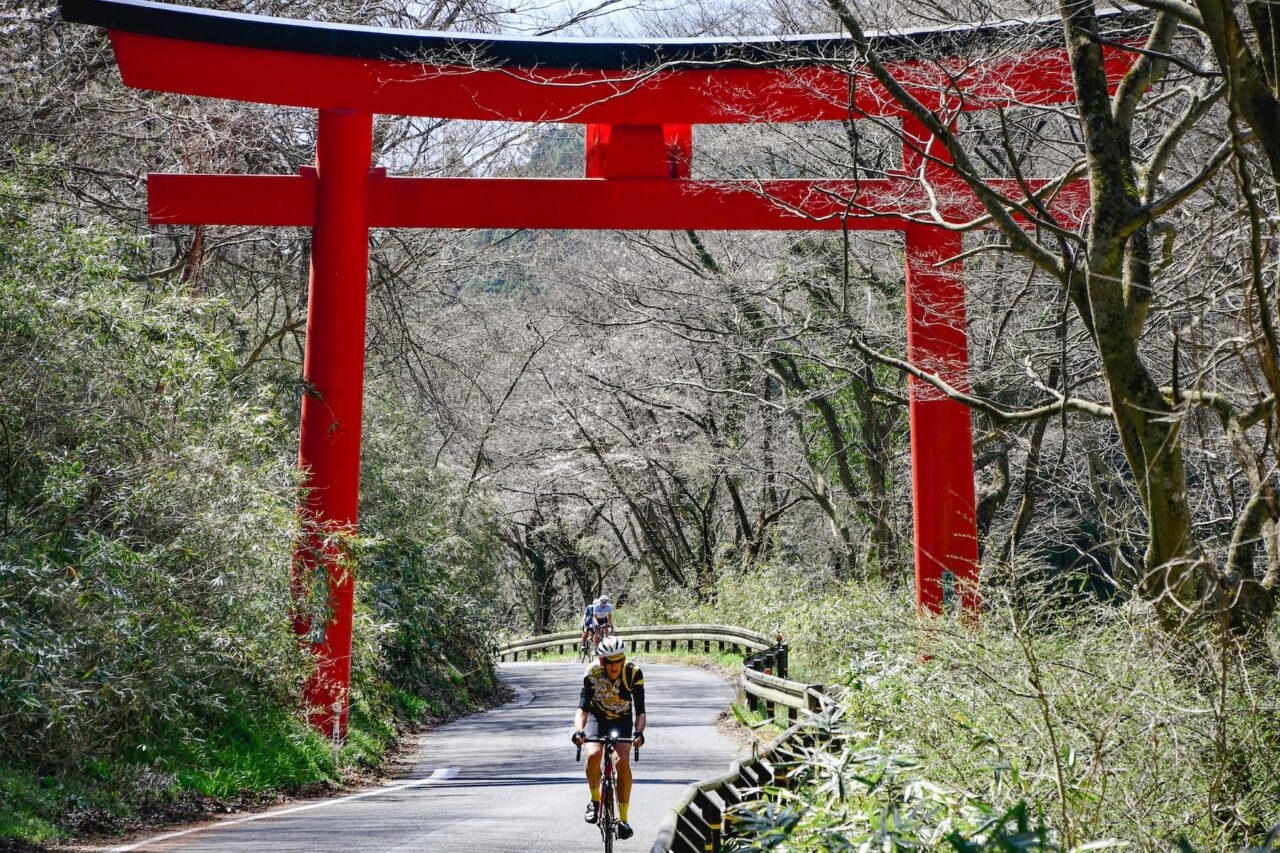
[101,661,742,852]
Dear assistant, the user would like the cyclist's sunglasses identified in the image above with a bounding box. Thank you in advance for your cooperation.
[601,654,625,664]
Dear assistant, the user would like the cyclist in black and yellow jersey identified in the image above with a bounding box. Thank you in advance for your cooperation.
[570,635,646,840]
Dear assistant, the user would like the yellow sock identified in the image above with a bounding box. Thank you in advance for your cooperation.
[590,785,601,803]
[619,803,629,822]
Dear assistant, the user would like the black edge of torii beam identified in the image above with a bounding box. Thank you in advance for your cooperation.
[58,0,1148,71]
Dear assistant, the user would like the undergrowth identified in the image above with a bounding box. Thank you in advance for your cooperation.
[633,562,1280,852]
[0,158,504,845]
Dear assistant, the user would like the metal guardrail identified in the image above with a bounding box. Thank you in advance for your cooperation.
[495,624,773,661]
[496,622,836,852]
[742,666,827,716]
[650,710,835,853]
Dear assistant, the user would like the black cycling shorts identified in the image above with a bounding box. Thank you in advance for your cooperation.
[585,715,633,741]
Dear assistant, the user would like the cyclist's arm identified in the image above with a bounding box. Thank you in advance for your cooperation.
[576,677,593,733]
[632,669,646,741]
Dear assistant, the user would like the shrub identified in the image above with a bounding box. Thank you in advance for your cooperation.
[649,561,1280,851]
[0,165,305,776]
[0,162,504,841]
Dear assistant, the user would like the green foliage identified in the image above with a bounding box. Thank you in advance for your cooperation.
[726,736,1073,852]
[169,704,337,797]
[0,770,61,843]
[648,561,1280,852]
[0,161,504,842]
[0,163,305,776]
[0,700,338,839]
[348,394,503,721]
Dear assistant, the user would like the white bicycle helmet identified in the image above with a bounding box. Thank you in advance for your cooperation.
[596,636,626,659]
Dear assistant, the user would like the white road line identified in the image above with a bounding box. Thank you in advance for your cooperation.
[105,766,460,852]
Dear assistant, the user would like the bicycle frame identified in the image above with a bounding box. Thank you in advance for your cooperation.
[576,734,639,852]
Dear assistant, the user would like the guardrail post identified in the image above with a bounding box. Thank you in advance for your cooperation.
[754,759,782,798]
[771,760,788,791]
[671,827,701,853]
[762,651,777,717]
[694,790,722,853]
[777,643,788,679]
[676,800,713,853]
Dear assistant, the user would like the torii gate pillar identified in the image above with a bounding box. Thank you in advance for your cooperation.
[903,118,980,614]
[905,225,979,612]
[293,109,374,736]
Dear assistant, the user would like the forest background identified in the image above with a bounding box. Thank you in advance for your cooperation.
[1,0,1278,848]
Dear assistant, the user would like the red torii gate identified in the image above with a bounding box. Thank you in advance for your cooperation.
[62,0,1128,736]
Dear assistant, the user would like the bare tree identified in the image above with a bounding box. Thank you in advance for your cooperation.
[814,0,1276,648]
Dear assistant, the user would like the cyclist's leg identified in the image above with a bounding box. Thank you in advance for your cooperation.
[583,716,605,806]
[610,718,635,828]
[582,739,603,823]
[615,744,632,803]
[584,742,603,788]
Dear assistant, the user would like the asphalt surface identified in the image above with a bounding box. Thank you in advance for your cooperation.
[99,661,742,853]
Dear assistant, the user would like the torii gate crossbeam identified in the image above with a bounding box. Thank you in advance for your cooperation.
[60,0,1133,736]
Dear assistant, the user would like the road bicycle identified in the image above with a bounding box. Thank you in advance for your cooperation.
[580,623,608,662]
[576,733,639,852]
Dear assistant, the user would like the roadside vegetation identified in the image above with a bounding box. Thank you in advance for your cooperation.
[635,566,1280,852]
[0,166,503,844]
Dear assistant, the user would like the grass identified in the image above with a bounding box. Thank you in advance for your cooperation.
[728,700,790,744]
[0,680,488,847]
[173,706,339,797]
[0,702,341,845]
[0,771,62,844]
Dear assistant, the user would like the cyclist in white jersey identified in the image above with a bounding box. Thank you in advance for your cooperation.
[592,595,614,637]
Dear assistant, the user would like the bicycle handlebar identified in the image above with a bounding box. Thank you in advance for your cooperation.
[575,735,641,762]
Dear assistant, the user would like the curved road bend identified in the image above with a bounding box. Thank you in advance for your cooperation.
[100,661,741,852]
